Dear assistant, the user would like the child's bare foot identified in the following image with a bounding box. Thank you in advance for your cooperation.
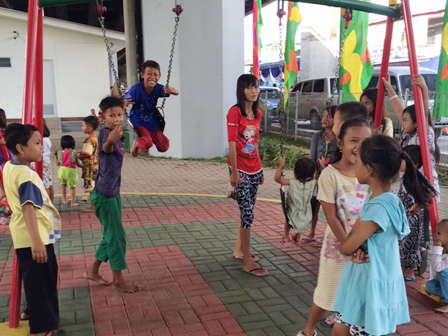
[112,281,141,293]
[20,311,29,320]
[71,203,80,207]
[84,270,110,285]
[62,198,67,205]
[130,140,139,158]
[435,304,448,313]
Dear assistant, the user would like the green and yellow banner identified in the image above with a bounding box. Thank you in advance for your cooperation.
[434,0,448,117]
[339,1,373,103]
[284,2,301,107]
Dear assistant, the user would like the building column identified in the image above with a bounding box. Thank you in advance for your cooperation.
[123,0,138,88]
[141,0,244,158]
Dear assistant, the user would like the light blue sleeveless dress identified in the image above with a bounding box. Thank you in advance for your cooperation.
[334,193,411,335]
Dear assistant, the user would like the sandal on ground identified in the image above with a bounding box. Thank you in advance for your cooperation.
[314,239,322,247]
[234,254,260,262]
[281,237,291,248]
[301,236,315,243]
[404,276,416,282]
[320,313,336,328]
[296,331,317,336]
[243,267,269,277]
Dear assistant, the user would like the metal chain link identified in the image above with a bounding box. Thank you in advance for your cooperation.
[276,2,286,158]
[328,9,351,106]
[97,7,123,98]
[159,15,180,116]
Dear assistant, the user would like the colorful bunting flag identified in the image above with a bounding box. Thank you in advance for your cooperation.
[253,0,263,79]
[284,2,301,107]
[434,0,448,117]
[339,1,373,103]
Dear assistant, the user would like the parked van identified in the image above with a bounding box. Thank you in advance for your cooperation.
[288,76,338,130]
[284,66,442,134]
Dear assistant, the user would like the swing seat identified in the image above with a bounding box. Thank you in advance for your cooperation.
[419,283,444,302]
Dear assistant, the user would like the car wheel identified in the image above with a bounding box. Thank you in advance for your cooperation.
[310,110,321,130]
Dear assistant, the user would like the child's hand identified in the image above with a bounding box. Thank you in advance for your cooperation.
[349,249,369,264]
[108,125,123,143]
[230,171,239,188]
[31,239,47,263]
[411,75,428,92]
[278,156,285,167]
[382,75,392,89]
[409,204,422,215]
[373,124,384,135]
[164,86,179,95]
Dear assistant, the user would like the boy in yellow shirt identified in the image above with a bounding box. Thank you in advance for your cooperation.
[3,123,64,336]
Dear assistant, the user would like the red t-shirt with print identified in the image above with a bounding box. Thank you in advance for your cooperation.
[227,105,262,174]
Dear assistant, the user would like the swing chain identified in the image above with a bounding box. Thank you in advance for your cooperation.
[328,8,351,107]
[160,9,181,114]
[277,0,286,158]
[97,0,123,98]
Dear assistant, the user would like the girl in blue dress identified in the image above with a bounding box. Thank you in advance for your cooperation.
[332,135,436,336]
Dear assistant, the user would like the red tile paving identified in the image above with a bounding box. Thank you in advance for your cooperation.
[1,200,448,335]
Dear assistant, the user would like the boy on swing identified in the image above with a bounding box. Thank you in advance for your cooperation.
[125,60,179,157]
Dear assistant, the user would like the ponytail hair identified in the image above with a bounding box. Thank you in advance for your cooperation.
[360,135,436,209]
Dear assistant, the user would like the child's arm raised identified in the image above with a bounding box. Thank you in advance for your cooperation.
[102,126,123,153]
[164,86,179,96]
[382,76,405,124]
[339,218,379,256]
[274,157,290,186]
[22,203,47,263]
[411,75,430,121]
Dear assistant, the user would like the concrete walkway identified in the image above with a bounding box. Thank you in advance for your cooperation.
[0,155,447,336]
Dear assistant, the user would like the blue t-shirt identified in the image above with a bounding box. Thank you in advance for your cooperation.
[95,128,124,198]
[334,192,411,335]
[125,82,168,131]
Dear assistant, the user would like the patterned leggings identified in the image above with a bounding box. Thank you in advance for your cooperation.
[231,169,263,229]
[334,313,371,336]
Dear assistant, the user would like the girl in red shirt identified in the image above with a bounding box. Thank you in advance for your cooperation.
[227,74,267,277]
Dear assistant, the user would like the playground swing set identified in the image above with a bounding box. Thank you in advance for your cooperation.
[0,0,442,331]
[0,0,183,330]
[275,0,440,248]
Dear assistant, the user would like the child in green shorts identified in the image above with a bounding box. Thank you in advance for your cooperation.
[84,96,140,293]
[55,135,82,207]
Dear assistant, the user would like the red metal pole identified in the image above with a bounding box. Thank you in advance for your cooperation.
[401,0,439,235]
[373,9,395,129]
[22,0,39,125]
[35,8,44,178]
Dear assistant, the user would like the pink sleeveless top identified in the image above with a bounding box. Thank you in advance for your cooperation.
[57,150,77,169]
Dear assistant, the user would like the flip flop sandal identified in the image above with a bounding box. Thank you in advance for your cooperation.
[313,239,322,247]
[282,237,291,248]
[320,317,334,328]
[301,236,315,243]
[296,331,317,336]
[243,267,269,277]
[234,254,260,262]
[404,276,416,282]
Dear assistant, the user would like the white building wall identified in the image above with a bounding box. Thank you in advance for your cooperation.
[0,12,124,120]
[142,0,244,159]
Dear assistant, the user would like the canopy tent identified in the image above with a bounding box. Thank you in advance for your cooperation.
[259,57,300,84]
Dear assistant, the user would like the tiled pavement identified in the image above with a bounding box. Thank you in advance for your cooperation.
[1,155,448,335]
[0,194,447,336]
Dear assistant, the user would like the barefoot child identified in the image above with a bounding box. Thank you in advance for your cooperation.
[3,123,64,336]
[78,116,99,202]
[84,96,140,293]
[125,60,179,156]
[274,156,316,246]
[55,135,82,207]
[332,135,435,336]
[424,220,448,313]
